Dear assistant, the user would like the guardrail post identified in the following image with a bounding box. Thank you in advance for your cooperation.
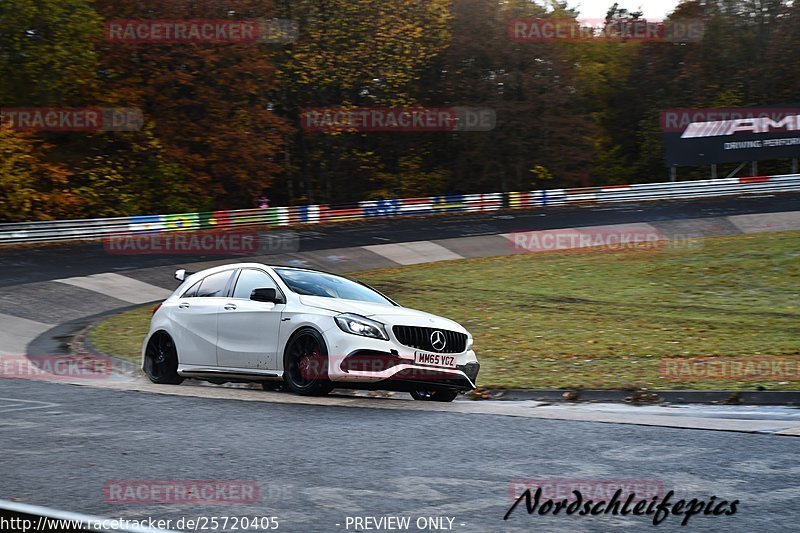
[670,166,677,182]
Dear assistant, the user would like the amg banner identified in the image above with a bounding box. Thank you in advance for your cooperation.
[661,106,800,166]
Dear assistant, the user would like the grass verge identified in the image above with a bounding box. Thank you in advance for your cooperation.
[89,306,153,364]
[90,231,800,390]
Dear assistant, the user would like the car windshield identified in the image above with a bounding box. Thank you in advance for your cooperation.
[274,268,393,305]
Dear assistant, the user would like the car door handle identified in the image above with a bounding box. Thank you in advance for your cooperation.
[224,304,237,311]
[178,302,190,309]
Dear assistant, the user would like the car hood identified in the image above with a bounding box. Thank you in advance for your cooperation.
[298,295,466,331]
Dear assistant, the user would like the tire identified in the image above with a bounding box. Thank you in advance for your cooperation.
[143,332,184,385]
[283,328,334,396]
[410,389,459,402]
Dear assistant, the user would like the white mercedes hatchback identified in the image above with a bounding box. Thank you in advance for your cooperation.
[142,263,479,402]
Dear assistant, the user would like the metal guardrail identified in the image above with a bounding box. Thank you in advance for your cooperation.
[1,175,799,245]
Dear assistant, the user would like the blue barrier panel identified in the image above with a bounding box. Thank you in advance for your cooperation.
[128,215,164,234]
[362,199,401,218]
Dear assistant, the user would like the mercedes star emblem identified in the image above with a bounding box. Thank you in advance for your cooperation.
[430,330,447,351]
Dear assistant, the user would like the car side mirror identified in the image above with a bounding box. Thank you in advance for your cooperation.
[175,269,195,282]
[251,288,283,304]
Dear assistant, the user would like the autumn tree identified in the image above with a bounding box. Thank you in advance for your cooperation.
[4,0,800,221]
[1,0,207,219]
[0,0,97,220]
[92,0,291,210]
[272,0,452,203]
[0,0,101,106]
[412,0,598,193]
[0,127,79,221]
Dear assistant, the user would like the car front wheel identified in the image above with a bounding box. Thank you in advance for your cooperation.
[283,328,333,396]
[410,389,458,402]
[143,332,184,385]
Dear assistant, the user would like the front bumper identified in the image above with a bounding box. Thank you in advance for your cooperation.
[326,341,479,392]
[377,361,481,392]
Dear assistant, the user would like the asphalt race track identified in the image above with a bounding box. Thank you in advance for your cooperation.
[2,194,800,532]
[1,378,798,532]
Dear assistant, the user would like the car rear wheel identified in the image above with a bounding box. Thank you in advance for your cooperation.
[283,328,333,396]
[410,389,458,402]
[143,332,184,385]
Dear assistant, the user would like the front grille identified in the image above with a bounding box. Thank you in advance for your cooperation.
[392,325,467,354]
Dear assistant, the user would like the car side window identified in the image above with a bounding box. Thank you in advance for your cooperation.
[181,280,202,298]
[233,269,278,299]
[196,270,234,298]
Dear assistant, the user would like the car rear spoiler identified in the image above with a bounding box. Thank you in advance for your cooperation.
[174,269,195,282]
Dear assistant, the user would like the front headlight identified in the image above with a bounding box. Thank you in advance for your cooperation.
[466,334,474,351]
[335,313,389,340]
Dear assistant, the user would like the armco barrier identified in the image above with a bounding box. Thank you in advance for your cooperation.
[1,175,798,245]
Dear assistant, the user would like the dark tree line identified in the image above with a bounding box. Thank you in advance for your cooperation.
[1,0,798,221]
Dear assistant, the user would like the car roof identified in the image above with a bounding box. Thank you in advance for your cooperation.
[187,262,337,277]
